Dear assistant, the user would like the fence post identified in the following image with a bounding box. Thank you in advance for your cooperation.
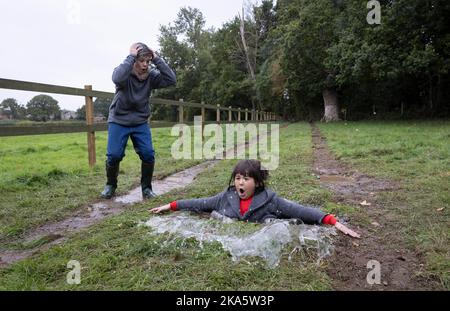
[228,106,232,122]
[201,102,206,138]
[179,99,184,149]
[245,108,248,121]
[216,104,220,123]
[84,85,96,168]
[238,108,241,122]
[179,99,184,122]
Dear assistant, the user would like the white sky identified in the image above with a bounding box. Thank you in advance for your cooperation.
[0,0,257,111]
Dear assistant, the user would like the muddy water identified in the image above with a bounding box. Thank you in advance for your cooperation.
[141,213,336,268]
[27,161,219,243]
[115,162,218,204]
[312,127,395,204]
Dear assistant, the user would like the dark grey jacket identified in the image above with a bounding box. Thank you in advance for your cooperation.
[108,55,176,126]
[176,187,327,224]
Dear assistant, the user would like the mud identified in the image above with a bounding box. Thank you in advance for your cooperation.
[311,124,437,290]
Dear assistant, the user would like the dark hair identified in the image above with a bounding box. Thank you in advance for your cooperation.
[228,159,269,192]
[136,42,153,59]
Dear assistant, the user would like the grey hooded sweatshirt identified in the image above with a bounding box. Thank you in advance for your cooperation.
[108,55,176,126]
[175,187,327,224]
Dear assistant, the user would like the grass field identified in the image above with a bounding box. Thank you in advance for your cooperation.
[317,121,450,288]
[0,121,448,290]
[0,123,334,290]
[0,127,202,240]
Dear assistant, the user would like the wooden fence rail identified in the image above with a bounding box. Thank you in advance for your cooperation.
[0,78,279,167]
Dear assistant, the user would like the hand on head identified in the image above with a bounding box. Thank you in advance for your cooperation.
[130,43,156,60]
[130,43,142,57]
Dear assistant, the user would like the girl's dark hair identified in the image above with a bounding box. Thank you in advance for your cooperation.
[228,159,269,192]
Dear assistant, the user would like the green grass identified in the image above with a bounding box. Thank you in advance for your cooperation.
[2,120,447,290]
[317,120,450,289]
[0,123,334,290]
[0,127,203,241]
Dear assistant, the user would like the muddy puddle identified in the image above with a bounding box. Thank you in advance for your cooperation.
[140,212,336,268]
[312,127,395,204]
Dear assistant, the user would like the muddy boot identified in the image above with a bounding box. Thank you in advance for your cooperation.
[101,162,119,199]
[141,161,157,199]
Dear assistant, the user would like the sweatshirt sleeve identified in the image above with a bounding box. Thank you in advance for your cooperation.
[149,57,177,89]
[274,195,327,225]
[112,55,135,87]
[175,192,223,213]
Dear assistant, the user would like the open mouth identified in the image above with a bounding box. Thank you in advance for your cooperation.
[239,188,245,195]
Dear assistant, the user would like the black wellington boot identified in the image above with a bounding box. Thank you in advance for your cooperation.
[101,162,119,199]
[141,161,157,199]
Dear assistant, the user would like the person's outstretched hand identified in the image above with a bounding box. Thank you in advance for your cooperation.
[150,204,171,214]
[335,222,361,238]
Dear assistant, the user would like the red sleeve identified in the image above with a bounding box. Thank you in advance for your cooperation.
[322,214,336,225]
[170,201,177,211]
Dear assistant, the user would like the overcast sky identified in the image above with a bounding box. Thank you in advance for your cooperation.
[0,0,258,111]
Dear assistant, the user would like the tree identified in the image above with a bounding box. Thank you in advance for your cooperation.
[151,0,450,121]
[237,0,276,111]
[26,95,61,122]
[326,0,450,118]
[275,0,343,121]
[76,97,112,120]
[0,98,26,119]
[158,6,209,101]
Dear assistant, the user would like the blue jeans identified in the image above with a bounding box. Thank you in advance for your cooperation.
[106,122,155,166]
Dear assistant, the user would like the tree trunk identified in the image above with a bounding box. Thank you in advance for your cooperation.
[322,88,340,122]
[239,8,260,111]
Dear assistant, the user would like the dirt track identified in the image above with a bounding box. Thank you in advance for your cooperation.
[311,124,438,290]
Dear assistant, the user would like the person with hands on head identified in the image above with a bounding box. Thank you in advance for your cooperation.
[101,42,176,200]
[150,159,361,238]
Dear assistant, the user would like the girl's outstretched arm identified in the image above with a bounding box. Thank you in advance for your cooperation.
[322,214,360,238]
[150,204,171,214]
[149,192,224,214]
[335,222,361,238]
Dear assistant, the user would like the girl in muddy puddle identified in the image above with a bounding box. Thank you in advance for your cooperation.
[150,159,360,238]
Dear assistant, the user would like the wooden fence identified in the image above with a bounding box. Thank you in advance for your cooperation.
[0,78,279,167]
